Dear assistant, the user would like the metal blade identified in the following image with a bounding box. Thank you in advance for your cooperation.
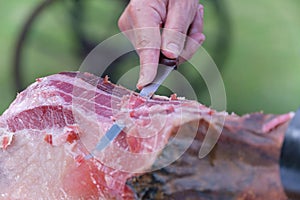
[85,56,177,159]
[139,64,176,98]
[95,123,125,151]
[85,123,124,159]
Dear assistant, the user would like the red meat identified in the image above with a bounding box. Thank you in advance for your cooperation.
[0,72,292,199]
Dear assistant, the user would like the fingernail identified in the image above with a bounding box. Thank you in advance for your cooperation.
[166,43,180,57]
[137,79,151,90]
[137,75,151,90]
[137,77,145,90]
[137,62,157,89]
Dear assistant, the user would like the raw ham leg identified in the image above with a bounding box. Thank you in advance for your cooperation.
[0,72,293,199]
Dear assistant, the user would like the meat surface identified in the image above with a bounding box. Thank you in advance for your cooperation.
[128,114,292,200]
[0,71,293,199]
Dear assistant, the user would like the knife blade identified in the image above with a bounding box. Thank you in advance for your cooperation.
[140,56,177,98]
[85,55,177,159]
[280,107,300,198]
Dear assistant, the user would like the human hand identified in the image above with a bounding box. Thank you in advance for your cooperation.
[118,0,205,89]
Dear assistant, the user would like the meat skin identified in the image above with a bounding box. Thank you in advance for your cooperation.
[0,72,292,199]
[129,113,292,200]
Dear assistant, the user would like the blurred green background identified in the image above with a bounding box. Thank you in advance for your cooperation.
[0,0,299,115]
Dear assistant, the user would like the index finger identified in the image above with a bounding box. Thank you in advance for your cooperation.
[119,1,165,89]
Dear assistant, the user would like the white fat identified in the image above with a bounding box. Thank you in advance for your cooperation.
[151,94,185,101]
[177,96,186,100]
[152,94,170,100]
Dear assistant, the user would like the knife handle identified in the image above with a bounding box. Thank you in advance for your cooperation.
[280,108,300,199]
[159,53,178,68]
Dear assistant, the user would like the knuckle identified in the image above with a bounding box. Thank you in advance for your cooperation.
[169,25,188,34]
[191,0,199,8]
[127,0,143,14]
[137,39,151,49]
[127,5,137,19]
[164,29,186,41]
[136,36,160,50]
[118,15,126,31]
[126,4,145,25]
[198,3,204,10]
[135,28,161,49]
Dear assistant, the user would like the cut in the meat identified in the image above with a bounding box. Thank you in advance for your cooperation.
[0,72,293,199]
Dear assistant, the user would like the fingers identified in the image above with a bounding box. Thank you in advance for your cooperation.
[118,0,166,89]
[161,0,199,58]
[180,4,205,63]
[118,0,205,89]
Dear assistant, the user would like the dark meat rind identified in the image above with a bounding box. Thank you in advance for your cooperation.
[128,113,290,200]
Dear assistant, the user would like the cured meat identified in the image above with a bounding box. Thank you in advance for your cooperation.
[0,71,293,199]
[0,72,219,199]
[128,113,292,200]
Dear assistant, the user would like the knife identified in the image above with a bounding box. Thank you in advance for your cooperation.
[85,54,178,159]
[280,107,300,198]
[140,55,178,98]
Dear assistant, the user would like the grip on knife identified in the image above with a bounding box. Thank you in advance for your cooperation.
[159,53,178,68]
